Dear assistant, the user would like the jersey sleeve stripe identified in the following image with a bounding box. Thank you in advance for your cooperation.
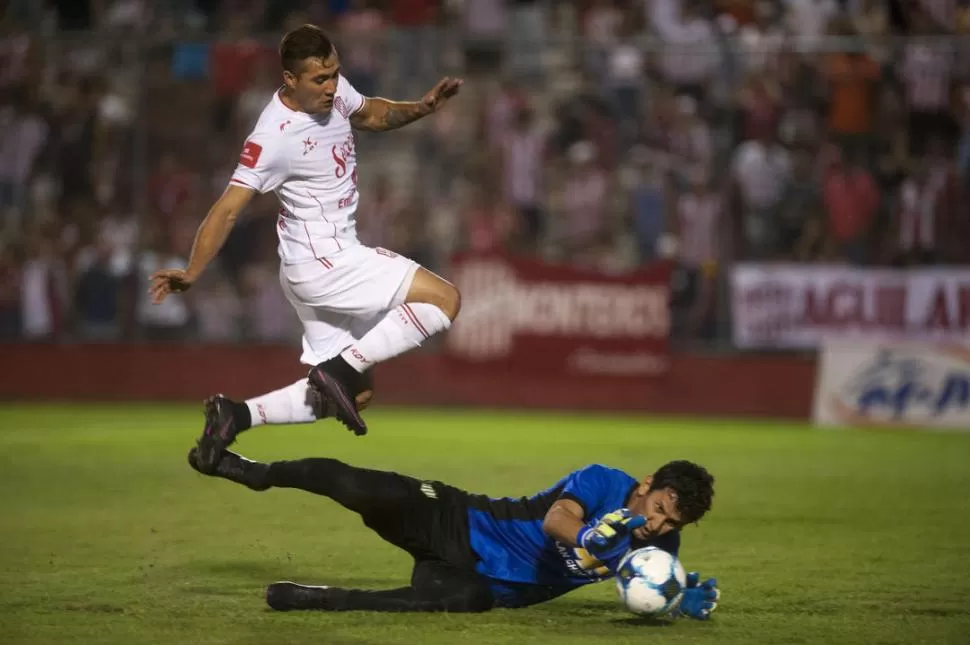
[558,492,588,517]
[230,178,256,189]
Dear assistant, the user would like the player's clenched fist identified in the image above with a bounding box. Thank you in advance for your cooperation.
[576,508,646,564]
[149,268,196,304]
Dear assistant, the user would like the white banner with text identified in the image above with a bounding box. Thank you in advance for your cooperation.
[731,265,970,349]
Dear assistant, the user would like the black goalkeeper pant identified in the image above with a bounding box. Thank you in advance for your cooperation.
[263,457,494,612]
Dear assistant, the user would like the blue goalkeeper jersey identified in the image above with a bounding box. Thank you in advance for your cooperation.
[464,464,681,608]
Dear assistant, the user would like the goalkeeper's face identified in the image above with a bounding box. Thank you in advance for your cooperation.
[627,478,683,540]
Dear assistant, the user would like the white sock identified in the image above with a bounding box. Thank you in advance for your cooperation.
[341,303,452,372]
[245,378,317,427]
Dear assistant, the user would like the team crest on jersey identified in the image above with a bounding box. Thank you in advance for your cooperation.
[334,96,351,119]
[303,137,317,156]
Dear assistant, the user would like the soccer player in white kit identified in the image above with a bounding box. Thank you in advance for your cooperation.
[149,25,463,472]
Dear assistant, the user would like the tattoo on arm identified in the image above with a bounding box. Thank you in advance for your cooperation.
[351,98,430,132]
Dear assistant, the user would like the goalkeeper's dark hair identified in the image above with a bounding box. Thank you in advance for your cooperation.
[649,460,714,524]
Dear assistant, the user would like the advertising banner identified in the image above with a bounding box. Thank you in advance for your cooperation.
[731,265,970,349]
[813,342,970,430]
[446,254,672,377]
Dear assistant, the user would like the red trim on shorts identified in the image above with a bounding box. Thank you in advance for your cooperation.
[402,304,431,339]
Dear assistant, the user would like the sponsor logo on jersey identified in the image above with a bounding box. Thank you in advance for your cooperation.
[239,141,263,168]
[555,543,610,579]
[420,482,438,499]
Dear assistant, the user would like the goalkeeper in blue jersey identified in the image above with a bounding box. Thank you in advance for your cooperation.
[188,447,719,618]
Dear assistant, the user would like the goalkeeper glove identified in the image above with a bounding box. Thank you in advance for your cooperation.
[673,572,720,620]
[576,508,646,568]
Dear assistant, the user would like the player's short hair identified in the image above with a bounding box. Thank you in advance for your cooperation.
[280,24,334,75]
[649,460,714,524]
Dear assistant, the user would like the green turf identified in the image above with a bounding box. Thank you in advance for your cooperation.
[1,404,968,645]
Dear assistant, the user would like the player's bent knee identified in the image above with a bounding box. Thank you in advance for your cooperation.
[417,282,460,321]
[439,283,461,321]
[411,561,493,613]
[406,268,461,321]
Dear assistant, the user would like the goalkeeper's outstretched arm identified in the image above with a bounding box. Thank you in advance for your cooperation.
[542,499,587,546]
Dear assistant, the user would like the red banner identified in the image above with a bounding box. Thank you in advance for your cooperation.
[445,254,672,377]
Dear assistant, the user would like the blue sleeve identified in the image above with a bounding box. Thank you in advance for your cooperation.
[559,464,619,519]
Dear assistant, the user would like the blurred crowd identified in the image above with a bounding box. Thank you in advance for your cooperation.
[2,0,970,346]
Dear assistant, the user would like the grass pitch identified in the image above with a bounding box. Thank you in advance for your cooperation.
[1,404,968,645]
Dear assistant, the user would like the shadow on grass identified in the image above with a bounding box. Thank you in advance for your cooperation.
[173,559,401,591]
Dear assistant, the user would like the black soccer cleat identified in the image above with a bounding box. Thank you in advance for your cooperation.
[307,357,368,436]
[187,447,270,491]
[266,582,345,611]
[195,395,242,474]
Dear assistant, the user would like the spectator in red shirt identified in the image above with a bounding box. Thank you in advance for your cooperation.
[208,25,273,132]
[822,147,880,265]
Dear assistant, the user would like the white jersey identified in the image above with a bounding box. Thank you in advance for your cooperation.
[230,75,366,264]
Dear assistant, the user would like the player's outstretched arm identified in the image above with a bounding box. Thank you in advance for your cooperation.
[148,184,255,304]
[350,77,463,132]
[546,502,645,571]
[542,499,588,547]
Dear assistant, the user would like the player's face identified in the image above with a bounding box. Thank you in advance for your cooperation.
[284,52,341,115]
[628,481,683,540]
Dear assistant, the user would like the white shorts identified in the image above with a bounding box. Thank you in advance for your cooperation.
[279,244,420,365]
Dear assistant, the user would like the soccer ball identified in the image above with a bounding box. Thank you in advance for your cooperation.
[615,546,687,616]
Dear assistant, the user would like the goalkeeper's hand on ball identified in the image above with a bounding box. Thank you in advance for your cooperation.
[673,572,720,620]
[576,508,646,568]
